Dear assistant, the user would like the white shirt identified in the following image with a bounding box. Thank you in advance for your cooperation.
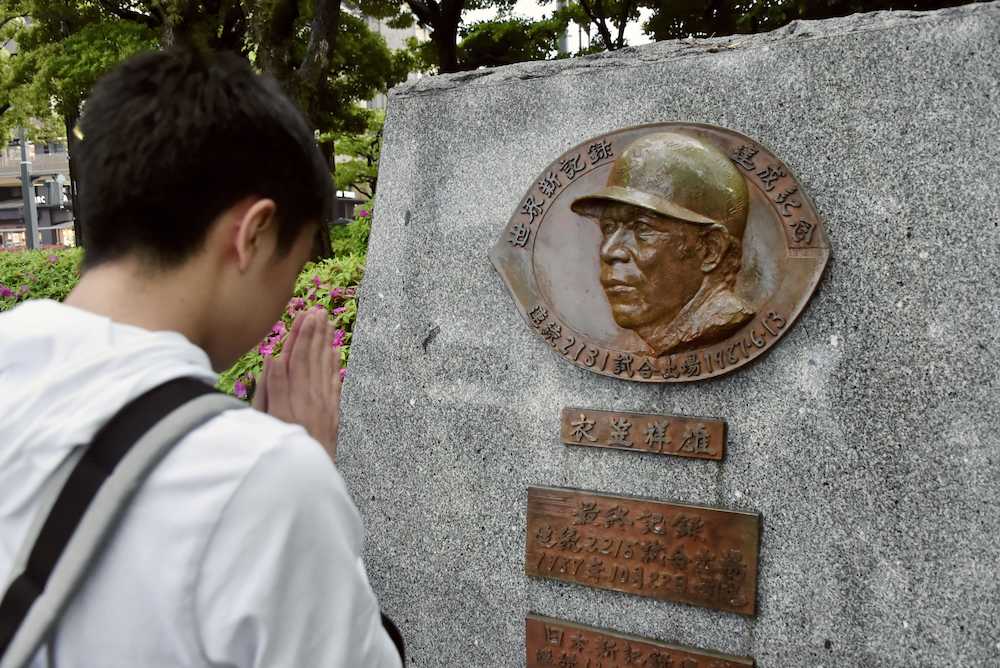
[0,300,402,667]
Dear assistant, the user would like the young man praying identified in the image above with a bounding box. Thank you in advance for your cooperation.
[0,48,402,667]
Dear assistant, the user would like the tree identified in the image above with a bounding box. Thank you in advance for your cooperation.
[1,1,413,156]
[0,1,157,244]
[379,0,523,73]
[61,0,402,164]
[457,13,570,69]
[0,3,155,139]
[402,0,465,72]
[329,109,384,199]
[538,0,639,51]
[1,0,413,247]
[641,0,984,41]
[641,0,746,39]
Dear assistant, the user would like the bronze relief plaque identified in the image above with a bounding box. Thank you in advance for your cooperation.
[526,614,755,668]
[560,407,726,461]
[525,486,760,615]
[489,123,829,382]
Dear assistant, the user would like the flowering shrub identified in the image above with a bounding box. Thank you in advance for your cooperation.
[0,247,83,308]
[216,217,370,399]
[1,215,372,400]
[331,212,371,256]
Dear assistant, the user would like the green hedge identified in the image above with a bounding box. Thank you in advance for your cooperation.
[0,247,84,304]
[0,216,371,397]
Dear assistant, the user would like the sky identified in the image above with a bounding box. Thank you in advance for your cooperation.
[464,0,654,51]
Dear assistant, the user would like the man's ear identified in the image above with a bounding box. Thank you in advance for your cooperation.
[233,198,278,272]
[699,227,728,273]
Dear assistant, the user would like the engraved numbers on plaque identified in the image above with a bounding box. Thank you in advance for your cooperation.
[526,487,760,615]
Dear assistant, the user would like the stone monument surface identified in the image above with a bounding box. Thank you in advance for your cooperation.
[338,3,1000,665]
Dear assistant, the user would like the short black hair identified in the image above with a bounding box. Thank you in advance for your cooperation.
[76,47,332,269]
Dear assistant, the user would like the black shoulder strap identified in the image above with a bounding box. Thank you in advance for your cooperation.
[0,378,218,660]
[382,612,406,665]
[0,377,407,667]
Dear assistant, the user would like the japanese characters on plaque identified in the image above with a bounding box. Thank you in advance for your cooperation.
[730,144,819,248]
[560,408,726,461]
[525,487,760,616]
[489,123,830,383]
[509,138,616,250]
[526,304,789,383]
[526,615,754,668]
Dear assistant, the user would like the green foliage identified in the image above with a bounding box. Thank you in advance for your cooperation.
[313,12,413,140]
[458,14,570,69]
[0,216,372,399]
[216,215,371,398]
[377,0,520,73]
[330,216,372,256]
[0,1,413,170]
[640,0,983,40]
[0,247,83,308]
[0,2,156,139]
[537,0,639,51]
[327,110,384,198]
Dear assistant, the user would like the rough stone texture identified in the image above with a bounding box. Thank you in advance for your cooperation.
[338,3,1000,666]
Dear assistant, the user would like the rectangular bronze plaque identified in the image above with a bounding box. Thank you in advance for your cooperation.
[525,486,760,615]
[560,407,726,461]
[526,614,755,667]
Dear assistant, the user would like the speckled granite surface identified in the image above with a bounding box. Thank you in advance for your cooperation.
[338,4,1000,665]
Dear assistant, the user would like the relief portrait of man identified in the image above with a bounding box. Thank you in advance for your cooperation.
[570,132,755,357]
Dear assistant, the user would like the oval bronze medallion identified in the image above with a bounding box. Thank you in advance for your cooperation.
[489,123,830,383]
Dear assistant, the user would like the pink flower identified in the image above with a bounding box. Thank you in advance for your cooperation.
[339,368,346,382]
[47,254,58,264]
[0,285,11,298]
[271,321,287,337]
[332,329,346,347]
[311,275,322,287]
[258,342,275,356]
[286,297,306,314]
[333,306,347,315]
[234,380,248,400]
[358,209,369,218]
[330,288,342,298]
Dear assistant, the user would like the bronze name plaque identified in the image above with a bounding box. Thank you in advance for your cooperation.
[560,407,726,461]
[490,123,830,382]
[525,487,760,615]
[526,614,755,668]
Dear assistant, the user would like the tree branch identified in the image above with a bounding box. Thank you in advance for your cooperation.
[0,13,28,31]
[255,0,299,81]
[406,0,439,27]
[614,0,633,48]
[96,0,161,27]
[577,0,614,49]
[297,0,341,105]
[218,0,249,53]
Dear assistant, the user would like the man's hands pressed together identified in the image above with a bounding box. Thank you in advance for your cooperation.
[252,308,342,461]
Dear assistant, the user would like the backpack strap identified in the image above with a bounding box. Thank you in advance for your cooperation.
[381,613,406,665]
[0,378,244,668]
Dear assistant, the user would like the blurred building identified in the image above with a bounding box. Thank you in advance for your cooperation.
[1,18,75,249]
[0,138,75,249]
